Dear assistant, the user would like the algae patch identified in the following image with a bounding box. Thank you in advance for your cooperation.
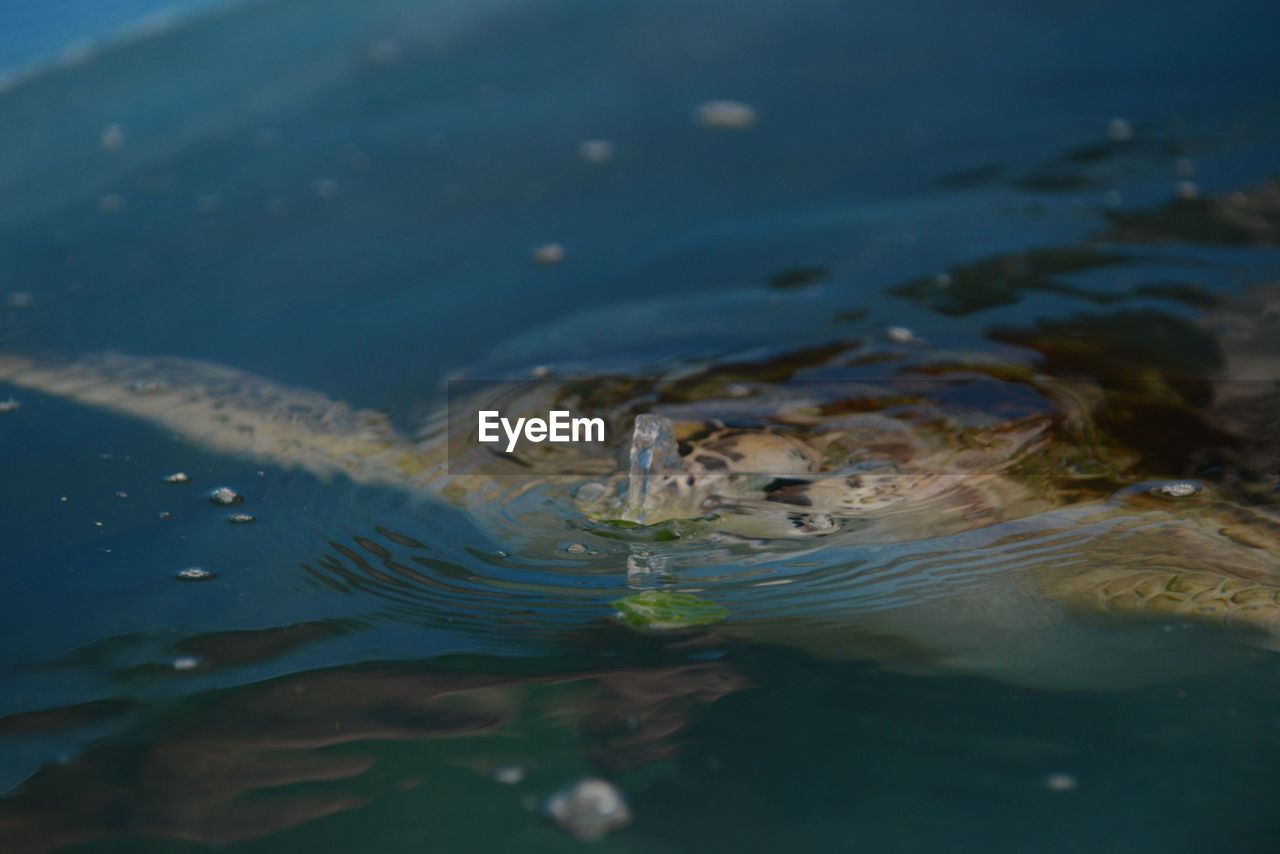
[611,590,729,631]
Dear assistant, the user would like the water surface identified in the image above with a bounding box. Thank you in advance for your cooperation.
[3,0,1280,851]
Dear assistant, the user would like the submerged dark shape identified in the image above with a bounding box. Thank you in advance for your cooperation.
[889,247,1127,316]
[0,659,742,851]
[1104,182,1280,246]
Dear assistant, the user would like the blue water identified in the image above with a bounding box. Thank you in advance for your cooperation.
[2,0,1280,851]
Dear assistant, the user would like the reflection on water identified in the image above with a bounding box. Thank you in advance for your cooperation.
[3,0,1280,850]
[0,657,743,851]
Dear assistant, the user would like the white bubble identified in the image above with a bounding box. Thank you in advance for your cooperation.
[886,326,918,344]
[208,486,244,506]
[162,472,191,484]
[532,243,565,266]
[694,100,758,130]
[1045,773,1078,791]
[1151,481,1202,498]
[578,139,615,164]
[1106,118,1133,143]
[493,765,525,785]
[566,542,588,554]
[546,778,632,842]
[175,567,216,582]
[172,656,202,671]
[100,123,126,151]
[312,178,340,198]
[0,398,20,413]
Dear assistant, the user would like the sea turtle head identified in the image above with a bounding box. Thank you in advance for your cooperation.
[570,414,847,540]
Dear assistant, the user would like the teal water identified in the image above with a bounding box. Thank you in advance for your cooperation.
[3,0,1280,851]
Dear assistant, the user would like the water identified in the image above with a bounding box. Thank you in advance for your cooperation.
[3,0,1280,851]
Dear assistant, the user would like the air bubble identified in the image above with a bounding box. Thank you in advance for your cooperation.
[312,178,340,198]
[886,326,919,344]
[532,243,565,266]
[175,567,216,582]
[0,398,20,413]
[162,472,191,484]
[578,139,615,164]
[693,100,758,130]
[493,765,525,785]
[575,481,608,503]
[1045,773,1078,792]
[227,513,256,524]
[1150,481,1203,498]
[1106,118,1133,143]
[565,542,588,554]
[208,487,244,506]
[172,657,202,671]
[100,123,125,150]
[546,778,632,842]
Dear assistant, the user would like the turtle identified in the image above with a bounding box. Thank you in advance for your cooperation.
[3,312,1280,690]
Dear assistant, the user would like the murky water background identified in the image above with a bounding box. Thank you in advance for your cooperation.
[3,0,1280,851]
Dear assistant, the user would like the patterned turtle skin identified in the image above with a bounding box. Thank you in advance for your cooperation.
[3,343,1280,661]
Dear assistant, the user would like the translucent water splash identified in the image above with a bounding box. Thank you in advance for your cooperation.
[620,413,684,525]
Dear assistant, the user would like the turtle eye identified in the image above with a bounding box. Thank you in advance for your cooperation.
[764,478,814,507]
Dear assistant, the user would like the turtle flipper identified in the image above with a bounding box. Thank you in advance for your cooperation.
[0,352,433,488]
